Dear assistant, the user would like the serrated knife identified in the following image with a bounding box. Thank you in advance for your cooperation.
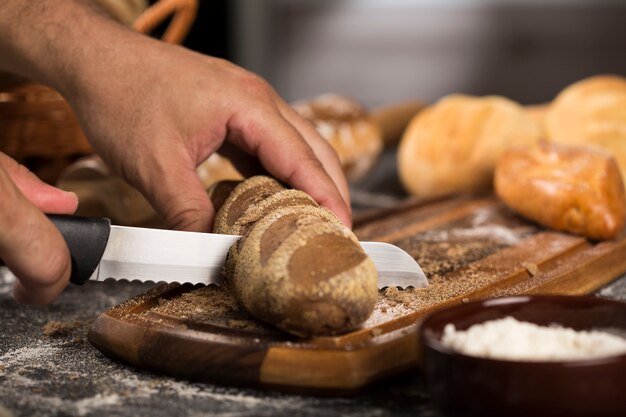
[6,215,428,289]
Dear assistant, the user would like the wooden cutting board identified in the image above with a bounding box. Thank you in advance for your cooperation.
[88,195,626,395]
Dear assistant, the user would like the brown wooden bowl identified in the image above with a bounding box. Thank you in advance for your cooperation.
[418,295,626,417]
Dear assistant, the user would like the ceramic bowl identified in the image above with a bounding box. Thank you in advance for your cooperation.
[419,295,626,417]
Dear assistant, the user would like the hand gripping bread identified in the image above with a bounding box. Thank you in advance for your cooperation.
[494,142,626,240]
[398,94,541,198]
[210,176,378,336]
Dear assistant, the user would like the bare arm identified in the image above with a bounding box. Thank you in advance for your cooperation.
[0,0,350,303]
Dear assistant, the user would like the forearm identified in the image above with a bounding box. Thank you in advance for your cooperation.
[0,0,143,98]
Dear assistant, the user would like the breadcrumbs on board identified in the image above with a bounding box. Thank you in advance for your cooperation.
[147,285,282,335]
[522,261,539,277]
[370,328,383,337]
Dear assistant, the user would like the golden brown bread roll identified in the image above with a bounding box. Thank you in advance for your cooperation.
[545,75,626,185]
[524,104,549,138]
[398,94,541,198]
[212,176,378,337]
[494,142,626,240]
[293,94,383,181]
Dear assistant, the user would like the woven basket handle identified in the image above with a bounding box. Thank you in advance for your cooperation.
[132,0,198,44]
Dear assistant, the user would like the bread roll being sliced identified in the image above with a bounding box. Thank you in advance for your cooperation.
[210,176,378,337]
[232,206,378,337]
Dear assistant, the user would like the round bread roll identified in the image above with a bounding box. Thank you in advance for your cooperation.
[293,94,383,181]
[231,206,378,337]
[525,104,549,137]
[545,75,626,184]
[398,94,541,198]
[495,142,626,240]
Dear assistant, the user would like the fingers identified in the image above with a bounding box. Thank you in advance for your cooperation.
[0,161,72,305]
[227,109,352,228]
[136,147,216,232]
[275,99,351,210]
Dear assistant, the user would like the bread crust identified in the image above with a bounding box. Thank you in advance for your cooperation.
[545,75,626,185]
[398,94,541,198]
[232,206,378,336]
[495,142,626,240]
[210,177,379,337]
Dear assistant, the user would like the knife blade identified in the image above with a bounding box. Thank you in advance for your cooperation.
[43,215,429,289]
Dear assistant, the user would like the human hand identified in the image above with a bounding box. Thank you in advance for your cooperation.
[0,153,78,304]
[0,0,350,234]
[66,38,351,232]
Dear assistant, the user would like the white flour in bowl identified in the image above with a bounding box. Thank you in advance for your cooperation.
[441,316,626,361]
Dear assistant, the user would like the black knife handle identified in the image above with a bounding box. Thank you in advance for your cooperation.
[0,215,111,285]
[48,215,111,285]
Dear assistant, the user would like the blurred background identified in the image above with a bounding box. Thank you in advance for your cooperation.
[165,0,626,107]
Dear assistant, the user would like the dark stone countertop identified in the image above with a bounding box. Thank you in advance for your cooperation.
[1,268,626,417]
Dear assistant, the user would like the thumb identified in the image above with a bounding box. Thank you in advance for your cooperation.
[0,153,78,214]
[0,163,72,304]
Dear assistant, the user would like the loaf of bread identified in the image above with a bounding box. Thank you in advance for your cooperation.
[545,75,626,185]
[494,142,626,240]
[398,94,541,198]
[211,176,378,337]
[293,94,383,181]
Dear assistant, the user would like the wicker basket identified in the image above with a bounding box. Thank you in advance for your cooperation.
[0,0,198,183]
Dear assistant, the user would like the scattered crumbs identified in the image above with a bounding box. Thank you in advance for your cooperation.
[462,297,470,304]
[144,285,285,337]
[522,261,539,277]
[42,320,82,337]
[370,328,383,337]
[0,363,5,371]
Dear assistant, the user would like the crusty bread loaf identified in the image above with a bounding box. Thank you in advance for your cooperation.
[545,75,626,185]
[494,142,626,240]
[293,94,383,181]
[211,176,378,337]
[231,205,377,336]
[398,94,541,198]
